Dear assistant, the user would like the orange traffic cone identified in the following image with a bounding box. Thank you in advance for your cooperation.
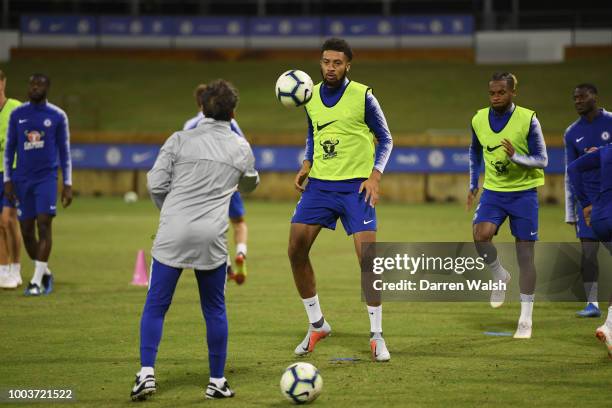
[131,250,149,286]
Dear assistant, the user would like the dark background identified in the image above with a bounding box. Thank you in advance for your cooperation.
[2,0,611,30]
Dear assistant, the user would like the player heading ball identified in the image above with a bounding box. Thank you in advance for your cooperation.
[288,38,393,362]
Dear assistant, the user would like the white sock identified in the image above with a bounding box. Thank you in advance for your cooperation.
[584,282,598,307]
[227,254,231,267]
[519,293,534,324]
[606,306,612,330]
[31,260,51,277]
[302,295,323,325]
[236,243,247,256]
[139,366,154,377]
[489,258,507,281]
[10,263,20,275]
[31,261,47,286]
[367,305,382,334]
[209,377,227,388]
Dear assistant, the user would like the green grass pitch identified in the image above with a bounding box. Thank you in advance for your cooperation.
[2,57,612,135]
[0,198,610,407]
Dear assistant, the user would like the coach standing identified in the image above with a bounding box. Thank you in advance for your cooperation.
[4,73,72,296]
[131,80,259,401]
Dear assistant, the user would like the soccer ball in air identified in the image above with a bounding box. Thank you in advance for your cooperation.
[275,70,314,107]
[280,362,322,404]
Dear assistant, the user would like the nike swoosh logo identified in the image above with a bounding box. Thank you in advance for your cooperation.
[207,385,233,397]
[576,137,584,142]
[530,231,538,236]
[363,220,374,225]
[19,119,27,124]
[132,152,154,163]
[316,120,337,131]
[486,145,503,152]
[350,24,367,33]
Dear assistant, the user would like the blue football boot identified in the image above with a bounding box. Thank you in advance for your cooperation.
[42,273,54,295]
[576,303,601,318]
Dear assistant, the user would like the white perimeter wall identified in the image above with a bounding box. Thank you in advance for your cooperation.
[4,29,612,63]
[0,31,19,62]
[476,29,612,64]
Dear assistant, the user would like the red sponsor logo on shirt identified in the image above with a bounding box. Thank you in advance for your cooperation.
[26,130,44,142]
[24,130,46,150]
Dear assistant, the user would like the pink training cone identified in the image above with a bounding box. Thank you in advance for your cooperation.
[131,249,149,286]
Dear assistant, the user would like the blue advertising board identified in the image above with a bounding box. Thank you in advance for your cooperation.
[99,16,178,36]
[70,144,565,174]
[399,15,474,36]
[21,15,97,35]
[322,17,397,37]
[175,17,247,36]
[71,144,159,170]
[248,17,320,36]
[21,15,473,38]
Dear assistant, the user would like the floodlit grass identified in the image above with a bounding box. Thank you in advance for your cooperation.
[2,57,612,135]
[1,198,609,407]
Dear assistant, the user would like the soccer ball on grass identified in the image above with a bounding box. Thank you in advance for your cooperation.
[280,362,322,404]
[123,191,138,203]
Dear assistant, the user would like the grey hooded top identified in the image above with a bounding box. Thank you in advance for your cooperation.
[147,117,259,270]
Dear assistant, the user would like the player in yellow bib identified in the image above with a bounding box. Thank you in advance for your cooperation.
[288,38,393,361]
[467,72,548,339]
[0,70,23,289]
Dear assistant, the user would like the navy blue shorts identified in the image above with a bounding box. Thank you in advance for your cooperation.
[228,191,245,219]
[291,184,376,236]
[473,189,539,241]
[591,217,612,243]
[575,202,598,240]
[14,178,58,220]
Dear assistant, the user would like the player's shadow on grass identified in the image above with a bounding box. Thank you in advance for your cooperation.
[155,364,256,394]
[268,401,303,408]
[231,328,296,337]
[466,316,517,331]
[34,281,142,296]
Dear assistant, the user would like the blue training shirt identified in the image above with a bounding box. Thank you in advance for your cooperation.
[303,77,393,192]
[469,103,548,193]
[4,101,72,185]
[563,108,612,223]
[567,144,612,221]
[183,111,245,137]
